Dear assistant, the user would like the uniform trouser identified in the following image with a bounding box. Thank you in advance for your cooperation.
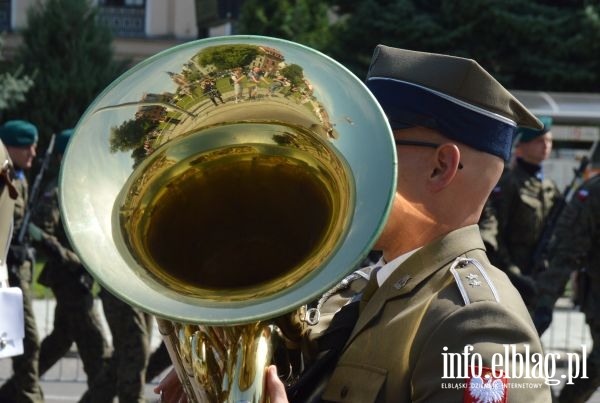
[79,289,150,403]
[146,341,172,382]
[559,318,600,403]
[38,286,109,387]
[0,266,43,403]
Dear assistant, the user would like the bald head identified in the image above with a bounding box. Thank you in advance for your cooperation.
[396,126,502,211]
[374,126,503,259]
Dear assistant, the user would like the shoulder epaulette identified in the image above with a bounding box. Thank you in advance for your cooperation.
[449,257,500,305]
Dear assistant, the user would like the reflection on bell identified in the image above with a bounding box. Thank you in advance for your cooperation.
[60,36,397,402]
[118,122,352,301]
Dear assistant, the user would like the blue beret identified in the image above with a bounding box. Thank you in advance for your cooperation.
[0,120,39,147]
[56,129,73,155]
[365,46,542,161]
[515,116,553,144]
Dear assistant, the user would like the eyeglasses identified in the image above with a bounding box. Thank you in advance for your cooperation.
[394,139,463,170]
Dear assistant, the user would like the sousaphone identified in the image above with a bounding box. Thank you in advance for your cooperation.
[59,35,397,402]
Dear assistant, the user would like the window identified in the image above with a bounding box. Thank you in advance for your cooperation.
[98,0,145,8]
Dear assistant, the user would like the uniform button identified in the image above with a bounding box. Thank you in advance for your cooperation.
[340,385,349,398]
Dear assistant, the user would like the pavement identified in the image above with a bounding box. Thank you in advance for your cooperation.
[540,299,600,401]
[2,297,600,402]
[0,298,163,402]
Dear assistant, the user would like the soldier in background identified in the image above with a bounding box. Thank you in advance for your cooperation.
[0,120,43,403]
[80,289,152,403]
[486,116,561,308]
[27,129,111,391]
[533,174,600,403]
[478,199,499,256]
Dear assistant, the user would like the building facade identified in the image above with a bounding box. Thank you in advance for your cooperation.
[1,0,242,63]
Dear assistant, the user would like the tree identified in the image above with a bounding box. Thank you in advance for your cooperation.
[324,0,600,91]
[196,44,262,70]
[280,63,304,87]
[236,0,332,50]
[109,118,151,154]
[0,36,34,119]
[6,0,128,147]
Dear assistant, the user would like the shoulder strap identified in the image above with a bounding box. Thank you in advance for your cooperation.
[449,257,500,305]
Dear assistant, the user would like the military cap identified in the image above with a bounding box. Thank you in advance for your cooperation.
[56,129,73,155]
[365,45,542,161]
[515,116,552,144]
[0,120,39,147]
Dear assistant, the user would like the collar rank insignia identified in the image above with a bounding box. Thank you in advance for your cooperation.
[464,367,507,403]
[394,274,411,290]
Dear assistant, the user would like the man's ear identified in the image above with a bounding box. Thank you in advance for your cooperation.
[427,143,461,192]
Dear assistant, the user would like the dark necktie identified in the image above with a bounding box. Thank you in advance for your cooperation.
[287,266,382,402]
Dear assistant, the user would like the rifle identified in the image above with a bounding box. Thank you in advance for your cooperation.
[531,155,590,276]
[16,133,56,245]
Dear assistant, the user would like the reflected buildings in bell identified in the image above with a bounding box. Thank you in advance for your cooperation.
[109,42,339,168]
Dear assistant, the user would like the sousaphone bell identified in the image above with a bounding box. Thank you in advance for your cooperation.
[59,35,397,402]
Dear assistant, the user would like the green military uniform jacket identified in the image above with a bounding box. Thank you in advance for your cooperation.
[536,175,600,319]
[319,225,551,403]
[490,161,561,276]
[34,178,93,300]
[12,172,27,231]
[7,171,34,282]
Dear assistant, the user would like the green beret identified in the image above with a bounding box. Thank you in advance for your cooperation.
[516,116,553,144]
[56,129,73,154]
[0,120,39,147]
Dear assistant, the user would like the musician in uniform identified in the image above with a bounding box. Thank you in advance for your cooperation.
[156,45,553,403]
[27,129,111,391]
[263,46,552,402]
[485,116,561,308]
[0,120,43,403]
[533,174,600,403]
